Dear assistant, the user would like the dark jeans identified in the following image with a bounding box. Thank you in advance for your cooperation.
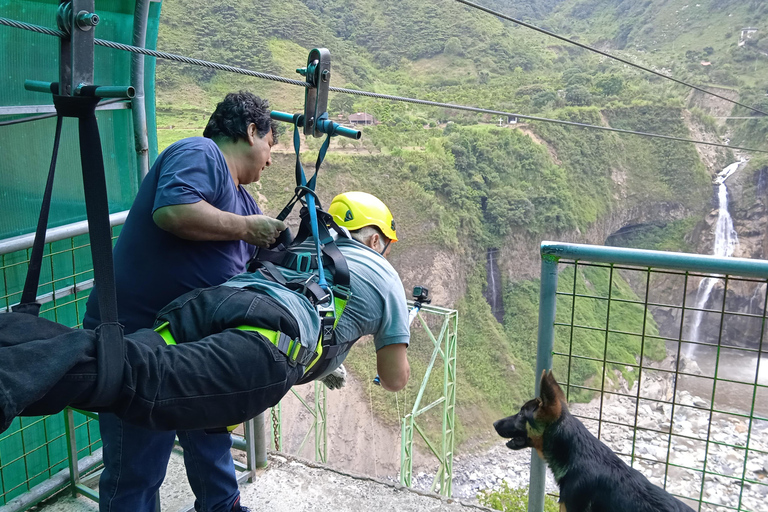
[0,287,305,432]
[91,286,304,512]
[98,413,239,512]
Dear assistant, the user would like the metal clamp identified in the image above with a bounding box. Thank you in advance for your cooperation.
[297,48,331,138]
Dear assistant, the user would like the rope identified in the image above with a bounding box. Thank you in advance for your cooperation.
[368,371,379,478]
[3,16,767,154]
[453,0,768,117]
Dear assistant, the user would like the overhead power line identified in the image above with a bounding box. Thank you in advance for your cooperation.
[453,0,768,117]
[2,17,767,155]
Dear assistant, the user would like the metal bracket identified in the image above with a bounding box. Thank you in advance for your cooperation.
[24,1,133,99]
[56,0,97,96]
[297,48,331,138]
[271,48,359,140]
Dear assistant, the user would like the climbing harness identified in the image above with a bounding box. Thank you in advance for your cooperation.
[244,49,362,385]
[247,113,356,384]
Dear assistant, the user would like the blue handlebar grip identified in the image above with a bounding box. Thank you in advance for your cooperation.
[270,111,362,140]
[315,119,362,140]
[270,111,298,124]
[24,80,56,93]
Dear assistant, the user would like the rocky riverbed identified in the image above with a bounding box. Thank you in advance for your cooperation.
[412,353,768,511]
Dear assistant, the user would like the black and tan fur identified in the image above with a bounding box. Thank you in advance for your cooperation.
[494,370,695,512]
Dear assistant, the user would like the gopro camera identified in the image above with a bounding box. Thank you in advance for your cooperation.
[412,286,431,304]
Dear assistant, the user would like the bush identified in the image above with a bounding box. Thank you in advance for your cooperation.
[478,482,560,512]
[565,85,592,106]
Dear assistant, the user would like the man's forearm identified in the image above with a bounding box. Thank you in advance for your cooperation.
[153,201,248,241]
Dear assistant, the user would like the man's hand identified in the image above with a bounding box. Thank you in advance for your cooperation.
[320,365,347,390]
[243,215,287,248]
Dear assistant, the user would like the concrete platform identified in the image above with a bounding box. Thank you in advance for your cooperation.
[28,451,492,512]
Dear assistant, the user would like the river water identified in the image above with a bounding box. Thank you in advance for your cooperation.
[671,341,768,418]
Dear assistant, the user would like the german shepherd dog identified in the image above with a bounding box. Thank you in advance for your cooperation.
[494,370,694,512]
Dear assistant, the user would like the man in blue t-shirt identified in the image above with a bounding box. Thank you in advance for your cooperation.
[83,91,285,512]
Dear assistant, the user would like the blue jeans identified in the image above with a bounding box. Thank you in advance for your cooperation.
[98,412,239,512]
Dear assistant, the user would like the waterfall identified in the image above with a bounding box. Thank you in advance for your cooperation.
[485,248,504,323]
[687,160,744,354]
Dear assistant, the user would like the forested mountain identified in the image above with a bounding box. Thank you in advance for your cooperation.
[153,0,768,445]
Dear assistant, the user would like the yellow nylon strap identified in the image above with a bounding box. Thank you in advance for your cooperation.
[155,323,321,375]
[154,322,176,345]
[155,323,282,346]
[332,296,347,328]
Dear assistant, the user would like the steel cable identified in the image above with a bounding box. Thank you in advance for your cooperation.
[2,16,766,154]
[329,85,768,153]
[453,0,768,117]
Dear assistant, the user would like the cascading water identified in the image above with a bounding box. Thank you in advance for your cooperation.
[485,248,504,323]
[687,160,744,355]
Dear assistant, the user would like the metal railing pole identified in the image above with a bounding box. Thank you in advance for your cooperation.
[251,413,268,469]
[529,253,559,512]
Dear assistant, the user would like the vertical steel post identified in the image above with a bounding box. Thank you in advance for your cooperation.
[440,311,457,496]
[64,410,79,497]
[529,254,559,512]
[249,413,267,469]
[400,415,414,487]
[314,382,327,463]
[130,0,150,180]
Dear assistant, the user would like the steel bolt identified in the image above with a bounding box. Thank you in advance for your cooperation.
[321,70,330,83]
[76,11,99,30]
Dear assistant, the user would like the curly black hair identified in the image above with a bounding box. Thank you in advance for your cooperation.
[203,91,278,144]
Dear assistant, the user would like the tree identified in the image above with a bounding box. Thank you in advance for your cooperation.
[485,187,535,235]
[564,72,592,87]
[444,37,463,56]
[532,90,557,109]
[565,85,592,106]
[330,94,355,116]
[595,75,624,96]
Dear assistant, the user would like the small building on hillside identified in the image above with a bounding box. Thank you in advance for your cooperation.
[348,112,378,126]
[739,27,758,46]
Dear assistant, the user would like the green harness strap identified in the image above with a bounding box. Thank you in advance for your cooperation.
[154,322,320,373]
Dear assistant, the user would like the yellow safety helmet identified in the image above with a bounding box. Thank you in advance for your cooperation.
[328,191,398,242]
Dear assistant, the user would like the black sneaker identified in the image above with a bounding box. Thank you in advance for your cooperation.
[232,498,250,512]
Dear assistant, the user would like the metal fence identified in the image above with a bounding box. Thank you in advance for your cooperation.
[530,241,768,512]
[0,213,126,510]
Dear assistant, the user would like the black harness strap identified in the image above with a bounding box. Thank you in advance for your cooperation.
[12,115,64,316]
[13,86,124,408]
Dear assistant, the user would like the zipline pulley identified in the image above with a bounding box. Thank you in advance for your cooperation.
[297,48,331,139]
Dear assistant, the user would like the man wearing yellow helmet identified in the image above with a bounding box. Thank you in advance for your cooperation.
[328,191,398,257]
[0,192,411,432]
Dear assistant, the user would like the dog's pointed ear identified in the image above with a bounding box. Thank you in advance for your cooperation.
[539,370,565,407]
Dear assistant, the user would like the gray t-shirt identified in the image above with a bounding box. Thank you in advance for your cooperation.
[223,237,410,374]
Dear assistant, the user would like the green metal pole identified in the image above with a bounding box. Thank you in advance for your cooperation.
[529,253,559,512]
[541,241,768,278]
